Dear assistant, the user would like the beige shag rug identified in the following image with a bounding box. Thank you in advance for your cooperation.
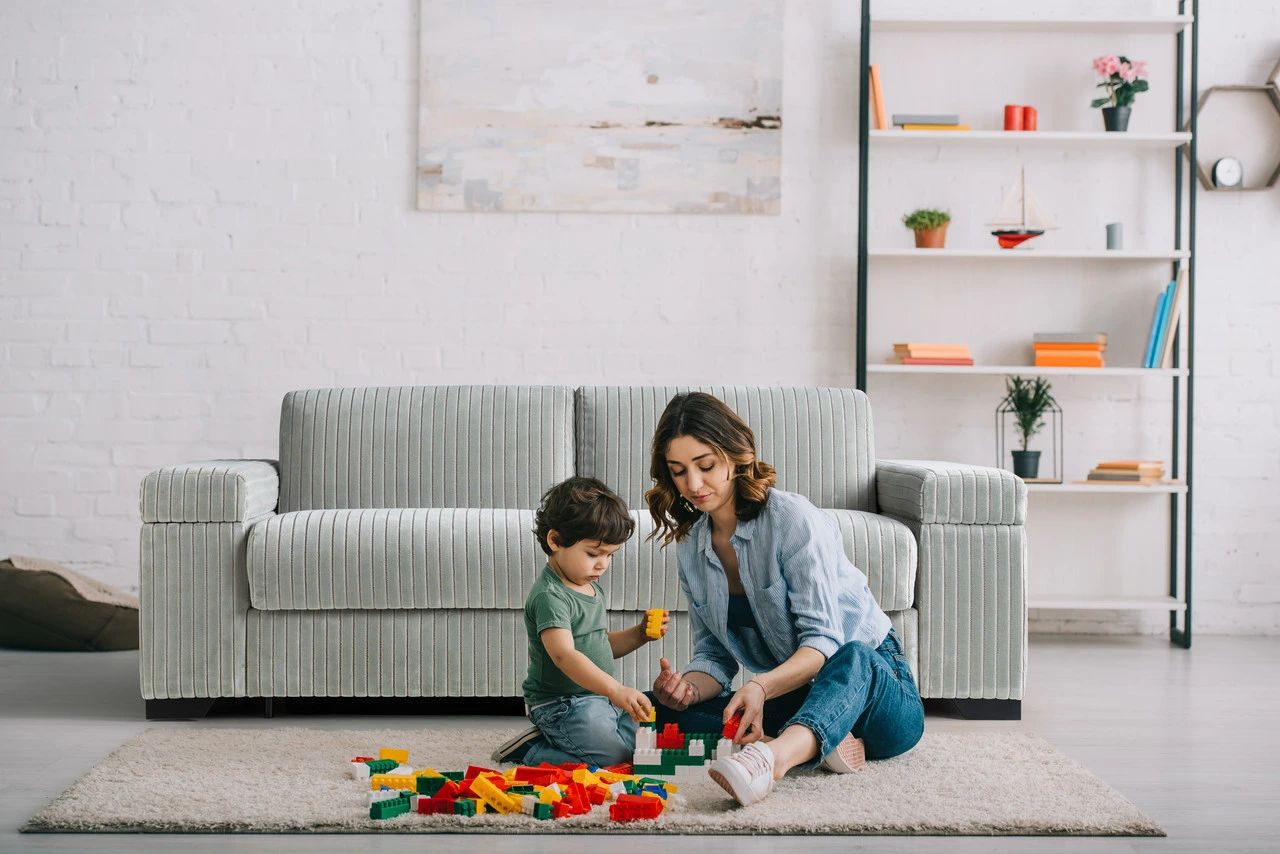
[23,727,1163,836]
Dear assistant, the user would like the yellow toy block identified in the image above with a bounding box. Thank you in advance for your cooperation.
[539,786,563,804]
[595,771,634,784]
[642,706,657,724]
[419,767,443,778]
[645,608,668,639]
[471,774,517,814]
[571,768,601,787]
[370,773,417,791]
[378,748,409,764]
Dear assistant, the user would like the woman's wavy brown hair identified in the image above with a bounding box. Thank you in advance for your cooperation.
[644,392,777,546]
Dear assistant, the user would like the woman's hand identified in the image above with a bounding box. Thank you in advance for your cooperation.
[652,657,696,710]
[723,679,767,744]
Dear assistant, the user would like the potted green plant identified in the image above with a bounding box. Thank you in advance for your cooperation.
[1001,375,1058,479]
[902,208,950,248]
[1091,55,1148,132]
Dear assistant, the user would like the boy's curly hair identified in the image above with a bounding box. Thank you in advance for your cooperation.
[533,476,635,555]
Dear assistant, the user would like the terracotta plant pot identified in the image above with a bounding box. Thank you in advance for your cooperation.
[913,224,948,248]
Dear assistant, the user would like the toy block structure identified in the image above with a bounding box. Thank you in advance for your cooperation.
[632,720,738,780]
[644,608,668,640]
[354,749,679,822]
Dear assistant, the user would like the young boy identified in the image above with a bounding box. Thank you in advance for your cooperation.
[491,476,669,767]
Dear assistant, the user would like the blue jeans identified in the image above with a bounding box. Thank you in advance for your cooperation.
[647,629,924,769]
[522,693,638,767]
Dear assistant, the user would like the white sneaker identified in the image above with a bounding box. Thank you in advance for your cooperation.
[818,732,866,773]
[707,742,776,806]
[490,725,542,764]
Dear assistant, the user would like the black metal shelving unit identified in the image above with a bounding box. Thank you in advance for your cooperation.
[855,1,1197,649]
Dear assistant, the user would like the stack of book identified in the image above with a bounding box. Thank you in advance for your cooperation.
[1033,332,1107,368]
[889,343,973,365]
[1083,460,1167,485]
[893,114,970,131]
[1144,268,1188,369]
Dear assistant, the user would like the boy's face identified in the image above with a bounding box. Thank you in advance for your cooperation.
[547,534,621,587]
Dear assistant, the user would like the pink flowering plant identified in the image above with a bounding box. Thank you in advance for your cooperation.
[1091,55,1149,108]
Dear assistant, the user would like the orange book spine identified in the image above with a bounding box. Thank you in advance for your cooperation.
[869,64,887,130]
[1033,342,1106,351]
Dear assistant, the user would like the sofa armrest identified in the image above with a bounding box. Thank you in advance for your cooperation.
[140,460,279,523]
[876,460,1025,525]
[139,460,277,700]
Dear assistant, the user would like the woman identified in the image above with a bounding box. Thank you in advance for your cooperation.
[644,392,923,806]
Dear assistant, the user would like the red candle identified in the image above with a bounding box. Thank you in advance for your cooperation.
[1003,105,1024,131]
[1022,106,1038,131]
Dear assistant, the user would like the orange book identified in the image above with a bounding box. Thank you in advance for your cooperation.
[894,343,969,353]
[1095,460,1164,469]
[897,350,971,360]
[1035,354,1105,367]
[869,64,887,130]
[894,357,975,365]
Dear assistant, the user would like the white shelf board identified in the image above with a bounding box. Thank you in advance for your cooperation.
[872,16,1193,34]
[868,365,1188,377]
[870,129,1191,147]
[870,248,1190,261]
[1029,595,1186,612]
[1025,483,1187,495]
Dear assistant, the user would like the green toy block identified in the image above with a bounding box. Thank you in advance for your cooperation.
[369,794,411,820]
[364,759,398,774]
[532,801,553,820]
[417,775,447,796]
[440,770,466,781]
[507,784,537,795]
[453,799,477,816]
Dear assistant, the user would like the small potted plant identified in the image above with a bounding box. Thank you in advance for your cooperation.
[1001,375,1058,479]
[902,208,951,248]
[1091,55,1148,132]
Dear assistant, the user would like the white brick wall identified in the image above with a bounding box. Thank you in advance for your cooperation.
[1,0,1276,635]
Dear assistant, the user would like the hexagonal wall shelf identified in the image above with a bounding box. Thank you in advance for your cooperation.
[1182,58,1280,192]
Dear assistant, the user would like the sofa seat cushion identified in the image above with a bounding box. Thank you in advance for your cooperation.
[824,510,916,612]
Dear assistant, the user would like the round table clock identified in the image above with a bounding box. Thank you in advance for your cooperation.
[1212,156,1244,188]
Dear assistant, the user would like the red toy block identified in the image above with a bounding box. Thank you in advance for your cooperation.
[723,710,744,740]
[588,784,608,805]
[552,801,574,819]
[435,779,460,799]
[353,756,375,762]
[466,764,498,779]
[483,773,510,791]
[603,762,633,775]
[418,796,454,815]
[656,722,685,749]
[455,778,475,797]
[609,793,664,821]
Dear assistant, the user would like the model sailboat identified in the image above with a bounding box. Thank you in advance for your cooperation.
[987,168,1057,248]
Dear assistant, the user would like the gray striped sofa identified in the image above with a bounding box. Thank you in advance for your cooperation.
[139,386,1027,720]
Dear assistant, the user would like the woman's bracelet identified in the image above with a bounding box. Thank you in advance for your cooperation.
[747,678,768,700]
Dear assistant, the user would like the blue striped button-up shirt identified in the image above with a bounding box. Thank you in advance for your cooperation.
[679,488,892,691]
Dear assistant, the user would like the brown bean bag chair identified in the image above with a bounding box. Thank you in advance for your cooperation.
[0,555,139,650]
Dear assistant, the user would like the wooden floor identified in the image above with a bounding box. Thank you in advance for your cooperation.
[2,635,1276,853]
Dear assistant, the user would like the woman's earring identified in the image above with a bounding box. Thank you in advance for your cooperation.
[682,498,697,514]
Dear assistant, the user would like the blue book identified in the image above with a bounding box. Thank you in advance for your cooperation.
[1144,282,1174,368]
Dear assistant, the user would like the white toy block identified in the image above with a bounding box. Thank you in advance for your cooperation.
[635,727,656,750]
[389,765,414,775]
[350,762,371,782]
[521,794,538,815]
[608,781,627,799]
[546,782,562,798]
[632,748,662,767]
[689,739,705,757]
[368,789,400,807]
[409,794,420,811]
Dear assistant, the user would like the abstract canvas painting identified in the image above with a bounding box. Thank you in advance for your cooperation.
[417,0,782,214]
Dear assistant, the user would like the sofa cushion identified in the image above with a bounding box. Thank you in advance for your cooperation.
[277,386,575,513]
[576,386,876,513]
[825,510,916,613]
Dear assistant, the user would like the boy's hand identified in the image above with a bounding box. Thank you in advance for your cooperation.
[641,608,669,641]
[609,685,654,722]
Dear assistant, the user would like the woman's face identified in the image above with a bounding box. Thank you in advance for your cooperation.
[664,435,735,517]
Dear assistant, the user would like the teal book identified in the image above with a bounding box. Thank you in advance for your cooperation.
[1144,281,1174,368]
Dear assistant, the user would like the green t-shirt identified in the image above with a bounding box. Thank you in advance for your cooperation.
[522,565,613,706]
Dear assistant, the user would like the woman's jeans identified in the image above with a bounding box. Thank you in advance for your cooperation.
[648,629,924,769]
[521,693,638,767]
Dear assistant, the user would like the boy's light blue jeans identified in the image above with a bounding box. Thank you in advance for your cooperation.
[647,629,924,768]
[522,693,638,767]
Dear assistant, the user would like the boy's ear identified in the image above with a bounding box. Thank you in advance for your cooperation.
[546,530,562,552]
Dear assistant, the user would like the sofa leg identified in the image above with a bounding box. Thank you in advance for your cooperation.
[145,698,215,720]
[264,697,273,718]
[948,699,1021,720]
